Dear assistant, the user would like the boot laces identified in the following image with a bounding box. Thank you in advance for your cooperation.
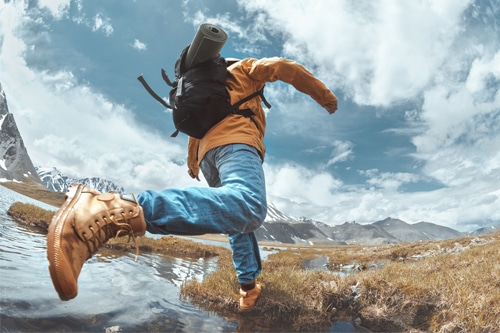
[83,211,140,261]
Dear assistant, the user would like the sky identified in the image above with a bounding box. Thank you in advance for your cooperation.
[0,0,499,232]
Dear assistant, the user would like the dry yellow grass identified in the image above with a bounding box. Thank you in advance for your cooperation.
[7,202,55,231]
[181,234,500,332]
[7,199,500,332]
[107,235,232,259]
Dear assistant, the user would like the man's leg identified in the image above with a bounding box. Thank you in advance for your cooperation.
[230,231,263,311]
[229,232,262,284]
[137,144,267,237]
[139,144,266,310]
[202,144,265,311]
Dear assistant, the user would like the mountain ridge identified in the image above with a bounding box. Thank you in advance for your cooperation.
[36,166,124,194]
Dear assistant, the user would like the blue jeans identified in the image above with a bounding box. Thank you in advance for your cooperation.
[137,144,267,284]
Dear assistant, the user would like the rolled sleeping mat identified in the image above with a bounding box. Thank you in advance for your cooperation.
[184,23,228,70]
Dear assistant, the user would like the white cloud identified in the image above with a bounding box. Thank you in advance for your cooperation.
[37,0,71,19]
[466,52,500,94]
[359,169,420,191]
[326,140,354,166]
[70,7,114,36]
[265,163,343,208]
[10,71,192,192]
[411,48,500,188]
[131,39,147,51]
[92,13,113,36]
[238,0,471,106]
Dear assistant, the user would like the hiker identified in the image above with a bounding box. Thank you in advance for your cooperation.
[46,56,338,312]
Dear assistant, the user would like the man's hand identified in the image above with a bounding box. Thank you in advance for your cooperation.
[324,101,338,114]
[188,168,200,181]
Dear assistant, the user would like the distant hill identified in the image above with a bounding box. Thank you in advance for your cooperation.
[373,217,464,242]
[469,225,500,236]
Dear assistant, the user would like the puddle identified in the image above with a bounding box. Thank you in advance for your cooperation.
[302,255,386,277]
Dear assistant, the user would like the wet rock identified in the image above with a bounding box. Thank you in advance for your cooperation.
[104,326,121,333]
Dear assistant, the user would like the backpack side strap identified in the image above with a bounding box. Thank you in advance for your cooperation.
[161,68,175,87]
[137,75,172,109]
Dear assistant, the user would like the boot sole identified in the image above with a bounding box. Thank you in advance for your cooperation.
[46,184,85,301]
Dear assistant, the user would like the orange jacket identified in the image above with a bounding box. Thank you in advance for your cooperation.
[187,57,338,178]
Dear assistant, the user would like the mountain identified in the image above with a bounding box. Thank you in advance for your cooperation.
[260,212,498,246]
[320,221,400,245]
[373,217,464,243]
[36,166,124,194]
[0,83,41,183]
[259,206,463,246]
[468,225,500,237]
[258,204,333,244]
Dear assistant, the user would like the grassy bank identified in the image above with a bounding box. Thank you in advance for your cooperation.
[7,200,500,332]
[181,235,500,332]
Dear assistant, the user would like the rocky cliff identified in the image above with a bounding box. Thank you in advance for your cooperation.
[0,83,41,183]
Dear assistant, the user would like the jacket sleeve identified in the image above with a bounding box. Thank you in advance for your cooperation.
[187,137,200,175]
[246,57,338,109]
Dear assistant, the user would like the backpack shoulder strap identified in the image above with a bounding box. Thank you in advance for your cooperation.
[231,86,272,112]
[229,87,272,131]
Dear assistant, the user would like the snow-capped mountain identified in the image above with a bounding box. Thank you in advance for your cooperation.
[36,166,124,194]
[0,83,40,183]
[32,166,487,246]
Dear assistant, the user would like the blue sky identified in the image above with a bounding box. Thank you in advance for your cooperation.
[1,0,499,231]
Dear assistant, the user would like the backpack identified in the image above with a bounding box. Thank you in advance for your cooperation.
[138,45,271,139]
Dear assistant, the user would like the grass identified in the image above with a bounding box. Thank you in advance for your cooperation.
[106,235,232,259]
[1,179,65,207]
[181,235,500,332]
[7,201,55,231]
[6,193,500,332]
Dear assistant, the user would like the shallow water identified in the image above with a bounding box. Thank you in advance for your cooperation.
[0,185,366,332]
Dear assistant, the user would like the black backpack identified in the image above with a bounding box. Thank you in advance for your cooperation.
[138,46,271,139]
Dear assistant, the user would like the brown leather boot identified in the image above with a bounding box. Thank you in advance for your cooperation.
[47,183,146,301]
[239,284,262,312]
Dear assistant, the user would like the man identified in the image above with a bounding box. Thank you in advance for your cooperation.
[46,56,338,312]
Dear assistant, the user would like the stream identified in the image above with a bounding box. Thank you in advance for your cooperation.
[0,185,366,332]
